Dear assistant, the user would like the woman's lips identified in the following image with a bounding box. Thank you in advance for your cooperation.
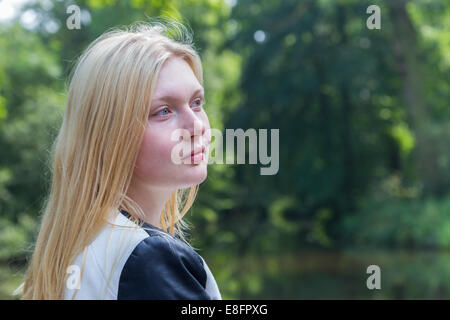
[191,145,206,156]
[182,145,206,163]
[190,151,204,163]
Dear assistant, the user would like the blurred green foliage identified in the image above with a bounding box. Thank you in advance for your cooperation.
[0,0,449,299]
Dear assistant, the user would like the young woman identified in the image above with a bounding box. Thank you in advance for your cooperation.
[18,19,221,300]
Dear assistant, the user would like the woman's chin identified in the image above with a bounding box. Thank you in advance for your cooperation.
[180,166,208,187]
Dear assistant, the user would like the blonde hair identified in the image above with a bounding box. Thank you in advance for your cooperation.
[19,18,204,299]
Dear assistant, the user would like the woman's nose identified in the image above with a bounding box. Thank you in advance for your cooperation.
[182,109,205,141]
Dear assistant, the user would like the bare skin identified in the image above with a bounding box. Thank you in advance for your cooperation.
[126,56,211,227]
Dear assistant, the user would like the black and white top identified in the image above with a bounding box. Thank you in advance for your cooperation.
[64,209,222,300]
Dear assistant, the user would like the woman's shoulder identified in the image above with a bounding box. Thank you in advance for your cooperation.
[115,210,204,264]
[117,231,210,299]
[65,210,221,299]
[116,211,221,299]
[64,211,152,299]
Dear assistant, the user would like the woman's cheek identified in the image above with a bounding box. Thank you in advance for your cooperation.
[134,130,165,173]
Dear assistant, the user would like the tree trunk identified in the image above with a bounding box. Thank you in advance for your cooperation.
[388,0,437,193]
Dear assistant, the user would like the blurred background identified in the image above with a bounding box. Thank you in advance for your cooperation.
[0,0,449,299]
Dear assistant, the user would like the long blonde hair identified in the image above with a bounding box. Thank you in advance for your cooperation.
[20,18,204,299]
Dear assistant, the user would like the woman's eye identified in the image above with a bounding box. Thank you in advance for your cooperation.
[192,98,203,109]
[152,99,203,118]
[155,107,170,116]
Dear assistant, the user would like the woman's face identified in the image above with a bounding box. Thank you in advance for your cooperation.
[132,57,211,189]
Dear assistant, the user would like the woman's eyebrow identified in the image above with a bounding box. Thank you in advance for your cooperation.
[152,87,204,103]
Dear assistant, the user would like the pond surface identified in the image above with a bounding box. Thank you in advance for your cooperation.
[210,249,450,299]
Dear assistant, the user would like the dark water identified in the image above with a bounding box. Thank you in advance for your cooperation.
[211,249,450,299]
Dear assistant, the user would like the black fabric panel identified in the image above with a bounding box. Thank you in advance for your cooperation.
[117,234,210,300]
